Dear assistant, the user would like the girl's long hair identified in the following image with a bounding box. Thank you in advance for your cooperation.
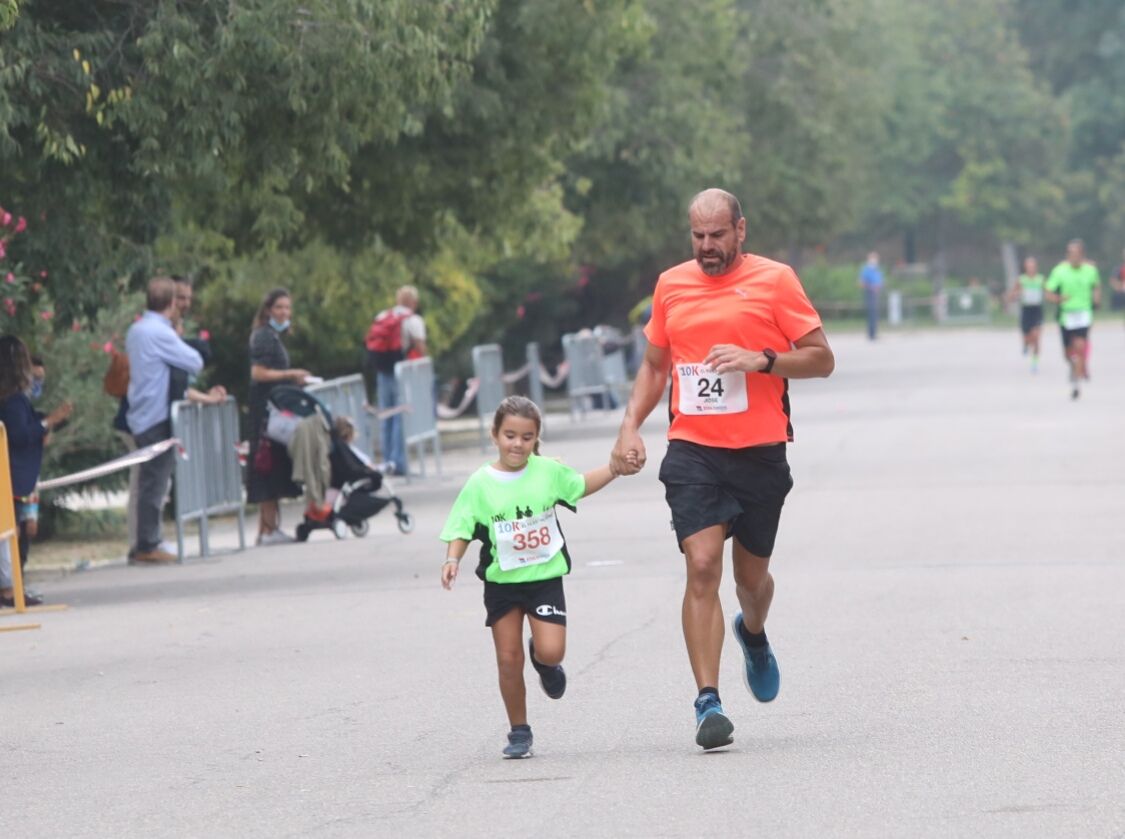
[491,396,543,455]
[0,335,32,401]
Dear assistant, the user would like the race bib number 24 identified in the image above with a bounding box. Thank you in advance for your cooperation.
[676,363,749,416]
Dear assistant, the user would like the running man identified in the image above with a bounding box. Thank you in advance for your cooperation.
[1045,239,1101,400]
[1006,256,1044,372]
[611,188,835,750]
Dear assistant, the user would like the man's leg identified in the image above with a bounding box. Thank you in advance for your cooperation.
[731,540,782,702]
[375,370,400,473]
[680,525,727,690]
[132,424,175,555]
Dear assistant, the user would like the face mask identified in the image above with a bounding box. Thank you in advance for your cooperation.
[269,318,290,333]
[29,377,44,401]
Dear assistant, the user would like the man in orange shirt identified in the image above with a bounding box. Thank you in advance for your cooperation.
[611,188,835,750]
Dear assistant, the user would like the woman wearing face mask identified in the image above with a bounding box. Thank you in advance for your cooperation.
[246,289,312,545]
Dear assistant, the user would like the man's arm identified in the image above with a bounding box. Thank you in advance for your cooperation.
[157,328,204,375]
[611,341,671,475]
[704,327,835,379]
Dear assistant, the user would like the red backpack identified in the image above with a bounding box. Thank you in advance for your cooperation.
[365,308,410,353]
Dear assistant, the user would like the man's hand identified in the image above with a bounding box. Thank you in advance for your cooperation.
[704,344,767,375]
[611,428,646,476]
[290,368,312,385]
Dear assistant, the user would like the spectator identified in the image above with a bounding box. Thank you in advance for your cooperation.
[125,277,203,564]
[858,251,883,341]
[365,285,427,476]
[246,288,312,545]
[171,275,227,406]
[0,336,73,607]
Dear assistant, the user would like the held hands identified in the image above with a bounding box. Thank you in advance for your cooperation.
[610,429,645,476]
[704,344,768,375]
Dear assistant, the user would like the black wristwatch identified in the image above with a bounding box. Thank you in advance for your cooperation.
[761,348,778,375]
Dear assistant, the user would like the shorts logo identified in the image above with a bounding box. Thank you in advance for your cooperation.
[535,604,566,618]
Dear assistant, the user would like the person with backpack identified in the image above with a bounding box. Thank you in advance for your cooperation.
[364,285,428,476]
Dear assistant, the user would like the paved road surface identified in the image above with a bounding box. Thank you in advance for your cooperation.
[3,328,1124,838]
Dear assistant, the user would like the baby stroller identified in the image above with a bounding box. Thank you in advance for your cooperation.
[266,386,413,542]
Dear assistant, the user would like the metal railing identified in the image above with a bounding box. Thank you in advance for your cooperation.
[472,344,506,451]
[171,397,246,562]
[396,357,443,477]
[562,332,611,420]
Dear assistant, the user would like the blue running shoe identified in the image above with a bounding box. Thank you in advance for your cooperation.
[732,612,780,702]
[528,639,566,699]
[693,693,734,750]
[502,728,533,759]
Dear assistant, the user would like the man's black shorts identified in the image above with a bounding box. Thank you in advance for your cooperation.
[483,576,567,627]
[1061,325,1090,345]
[658,440,793,558]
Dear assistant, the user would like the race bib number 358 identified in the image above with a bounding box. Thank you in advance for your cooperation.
[676,363,749,416]
[494,509,565,571]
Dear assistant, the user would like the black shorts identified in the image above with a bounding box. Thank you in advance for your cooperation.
[1061,325,1089,346]
[658,440,793,558]
[483,577,567,627]
[1020,305,1043,334]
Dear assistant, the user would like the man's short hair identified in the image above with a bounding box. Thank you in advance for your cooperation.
[689,189,743,228]
[172,273,193,287]
[396,285,420,307]
[1068,238,1085,250]
[146,276,176,312]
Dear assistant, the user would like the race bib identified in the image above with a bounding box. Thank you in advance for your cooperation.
[1062,309,1092,329]
[675,363,748,416]
[494,509,564,571]
[1020,288,1043,305]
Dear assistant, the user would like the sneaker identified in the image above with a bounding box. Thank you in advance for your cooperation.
[1,591,44,608]
[693,693,734,750]
[502,727,533,759]
[528,639,566,699]
[257,529,295,546]
[131,548,177,564]
[305,502,333,523]
[732,612,780,702]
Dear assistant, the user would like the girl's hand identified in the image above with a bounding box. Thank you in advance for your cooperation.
[441,559,460,590]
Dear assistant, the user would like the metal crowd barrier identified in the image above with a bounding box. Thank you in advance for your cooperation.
[937,287,992,324]
[526,342,545,408]
[396,357,443,477]
[171,397,246,562]
[562,332,611,420]
[472,344,506,451]
[305,374,375,459]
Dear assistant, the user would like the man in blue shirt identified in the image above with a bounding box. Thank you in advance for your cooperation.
[858,251,884,340]
[125,277,203,563]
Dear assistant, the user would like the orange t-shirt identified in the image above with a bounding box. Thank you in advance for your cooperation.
[644,253,822,448]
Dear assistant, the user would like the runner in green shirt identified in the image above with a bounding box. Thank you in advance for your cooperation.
[440,396,621,759]
[1006,256,1045,372]
[1045,239,1101,399]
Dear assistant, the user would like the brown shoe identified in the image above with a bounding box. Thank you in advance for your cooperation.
[131,549,177,564]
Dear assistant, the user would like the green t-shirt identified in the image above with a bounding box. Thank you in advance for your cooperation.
[1046,262,1100,313]
[440,455,586,584]
[1018,273,1044,306]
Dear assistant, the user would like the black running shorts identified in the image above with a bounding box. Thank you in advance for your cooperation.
[1020,305,1043,334]
[658,440,793,558]
[483,576,567,627]
[1061,325,1089,345]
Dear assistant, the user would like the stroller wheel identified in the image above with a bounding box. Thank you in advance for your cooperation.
[295,523,310,543]
[396,512,415,534]
[350,520,370,538]
[332,518,348,540]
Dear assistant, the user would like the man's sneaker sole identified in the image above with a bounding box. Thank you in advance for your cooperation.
[502,748,534,759]
[695,711,734,750]
[732,613,780,703]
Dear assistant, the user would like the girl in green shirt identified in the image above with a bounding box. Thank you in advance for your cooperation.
[440,396,620,758]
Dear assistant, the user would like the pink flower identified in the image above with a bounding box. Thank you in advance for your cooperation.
[4,272,13,284]
[0,241,7,260]
[41,309,55,320]
[14,217,26,234]
[30,282,42,293]
[71,320,82,332]
[199,328,211,341]
[39,270,47,278]
[0,211,11,226]
[516,305,526,319]
[103,341,114,353]
[3,298,15,316]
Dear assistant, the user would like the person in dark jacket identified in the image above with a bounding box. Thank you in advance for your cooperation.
[0,335,72,607]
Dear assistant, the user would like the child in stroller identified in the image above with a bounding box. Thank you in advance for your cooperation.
[266,386,412,542]
[296,414,413,541]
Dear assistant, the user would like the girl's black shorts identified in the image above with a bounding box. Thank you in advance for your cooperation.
[483,576,567,627]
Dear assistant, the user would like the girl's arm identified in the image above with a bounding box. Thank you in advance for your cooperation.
[441,538,470,589]
[581,463,619,498]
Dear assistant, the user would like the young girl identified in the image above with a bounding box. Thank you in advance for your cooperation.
[440,396,619,759]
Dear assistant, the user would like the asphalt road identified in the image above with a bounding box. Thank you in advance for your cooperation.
[3,327,1124,838]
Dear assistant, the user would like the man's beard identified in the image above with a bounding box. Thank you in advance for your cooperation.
[697,249,736,276]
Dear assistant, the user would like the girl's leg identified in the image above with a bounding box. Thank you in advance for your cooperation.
[527,617,566,667]
[258,499,279,535]
[490,608,528,727]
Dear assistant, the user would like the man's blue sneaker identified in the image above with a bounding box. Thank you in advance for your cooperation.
[732,612,780,702]
[693,693,734,750]
[528,639,566,699]
[502,727,533,759]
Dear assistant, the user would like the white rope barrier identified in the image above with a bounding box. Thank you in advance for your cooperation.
[37,438,182,492]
